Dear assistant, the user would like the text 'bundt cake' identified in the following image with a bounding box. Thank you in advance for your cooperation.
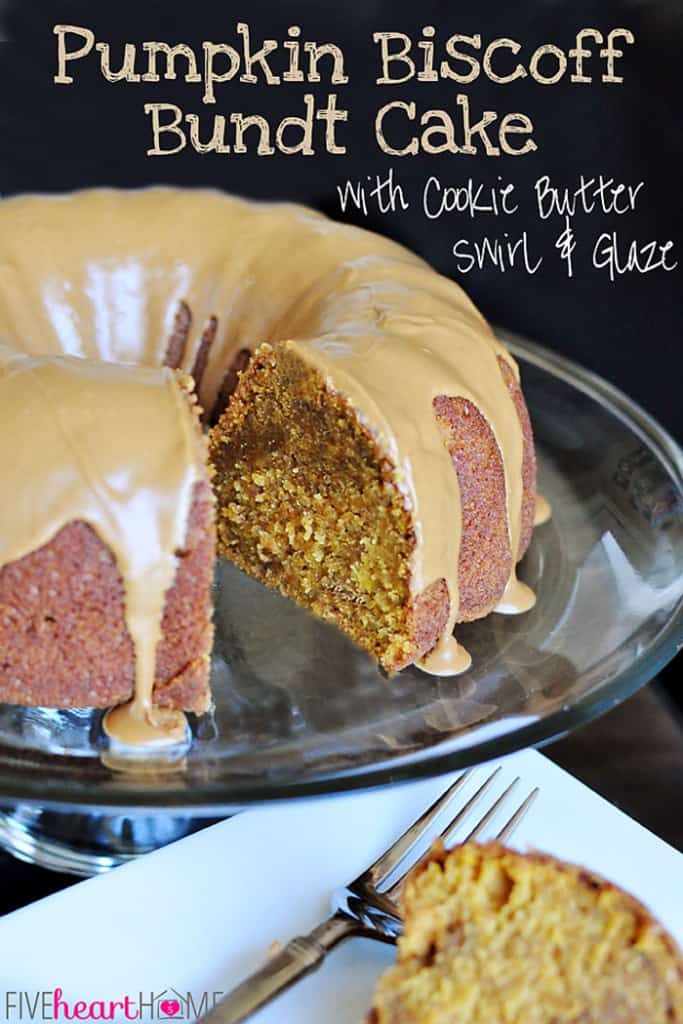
[369,842,683,1024]
[0,187,541,743]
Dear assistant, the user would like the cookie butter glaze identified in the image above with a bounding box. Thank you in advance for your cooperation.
[0,344,203,743]
[280,278,526,674]
[0,187,536,681]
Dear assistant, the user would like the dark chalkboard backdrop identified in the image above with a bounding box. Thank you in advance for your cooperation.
[0,0,681,905]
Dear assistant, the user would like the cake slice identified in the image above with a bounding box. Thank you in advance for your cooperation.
[369,842,683,1023]
[209,338,535,675]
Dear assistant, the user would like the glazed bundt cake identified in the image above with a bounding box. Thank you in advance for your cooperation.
[369,842,683,1024]
[0,187,540,738]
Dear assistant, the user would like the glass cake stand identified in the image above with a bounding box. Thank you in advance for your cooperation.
[0,330,681,875]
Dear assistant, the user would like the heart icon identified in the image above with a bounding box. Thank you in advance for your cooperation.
[160,1000,181,1018]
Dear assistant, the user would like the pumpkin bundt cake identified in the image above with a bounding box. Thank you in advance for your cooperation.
[369,843,683,1024]
[0,187,540,740]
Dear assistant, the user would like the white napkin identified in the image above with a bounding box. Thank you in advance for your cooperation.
[0,748,681,1023]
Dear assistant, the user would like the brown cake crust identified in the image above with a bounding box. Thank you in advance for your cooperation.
[405,352,537,665]
[432,395,511,623]
[429,354,537,626]
[498,355,537,561]
[0,480,214,713]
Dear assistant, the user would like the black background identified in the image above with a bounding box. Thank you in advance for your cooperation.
[0,0,681,909]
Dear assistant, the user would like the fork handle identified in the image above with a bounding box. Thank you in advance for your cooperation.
[198,912,358,1023]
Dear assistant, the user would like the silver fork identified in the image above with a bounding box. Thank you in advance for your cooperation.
[200,767,539,1023]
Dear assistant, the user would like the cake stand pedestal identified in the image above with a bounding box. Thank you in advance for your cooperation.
[0,805,222,875]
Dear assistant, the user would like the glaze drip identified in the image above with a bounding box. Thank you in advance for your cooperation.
[0,345,203,743]
[416,636,472,677]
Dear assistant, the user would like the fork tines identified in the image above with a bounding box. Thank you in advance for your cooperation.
[356,766,539,899]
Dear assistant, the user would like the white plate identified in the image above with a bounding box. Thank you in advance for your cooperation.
[1,748,681,1023]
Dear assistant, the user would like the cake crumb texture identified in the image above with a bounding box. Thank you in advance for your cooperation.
[369,842,683,1023]
[209,340,536,671]
[209,343,426,673]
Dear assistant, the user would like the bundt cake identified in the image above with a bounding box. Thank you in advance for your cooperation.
[0,187,540,740]
[369,842,683,1024]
